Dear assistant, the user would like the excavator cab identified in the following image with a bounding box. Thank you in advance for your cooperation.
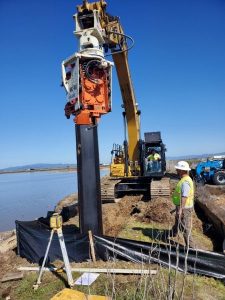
[145,147,162,174]
[142,132,166,179]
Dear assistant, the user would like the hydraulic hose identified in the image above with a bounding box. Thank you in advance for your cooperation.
[105,30,135,56]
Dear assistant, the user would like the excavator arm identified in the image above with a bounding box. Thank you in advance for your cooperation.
[73,1,169,202]
[112,51,140,164]
[77,0,141,172]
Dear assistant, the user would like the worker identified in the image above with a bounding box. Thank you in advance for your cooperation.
[170,161,195,248]
[147,149,161,171]
[114,153,119,164]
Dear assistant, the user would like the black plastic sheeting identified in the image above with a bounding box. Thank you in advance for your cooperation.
[94,235,225,280]
[16,220,89,264]
[16,220,225,279]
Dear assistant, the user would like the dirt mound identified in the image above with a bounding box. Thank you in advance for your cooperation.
[212,196,225,205]
[204,185,225,196]
[103,195,142,236]
[60,194,142,234]
[55,193,78,213]
[133,197,175,224]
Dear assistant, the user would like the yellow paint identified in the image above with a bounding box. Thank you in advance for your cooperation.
[87,296,111,300]
[110,163,124,177]
[51,288,86,300]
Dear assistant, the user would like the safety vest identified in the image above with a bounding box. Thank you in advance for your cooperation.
[172,175,194,208]
[148,153,161,161]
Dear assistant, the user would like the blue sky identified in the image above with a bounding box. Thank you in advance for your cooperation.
[0,0,225,168]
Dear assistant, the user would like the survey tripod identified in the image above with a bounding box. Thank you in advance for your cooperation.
[33,213,74,289]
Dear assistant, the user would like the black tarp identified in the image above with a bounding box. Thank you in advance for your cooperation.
[94,235,225,279]
[16,220,89,264]
[16,220,225,279]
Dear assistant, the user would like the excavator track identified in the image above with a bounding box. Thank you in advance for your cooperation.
[101,176,171,202]
[101,176,121,203]
[151,178,171,198]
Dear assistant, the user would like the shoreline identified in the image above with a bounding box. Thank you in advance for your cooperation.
[0,165,110,175]
[0,170,110,232]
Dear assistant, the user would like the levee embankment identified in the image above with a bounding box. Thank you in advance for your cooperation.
[196,185,225,251]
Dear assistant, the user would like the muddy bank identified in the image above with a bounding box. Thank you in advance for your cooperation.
[196,184,225,251]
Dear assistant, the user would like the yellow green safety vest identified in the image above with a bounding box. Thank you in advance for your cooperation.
[148,153,160,161]
[172,175,194,208]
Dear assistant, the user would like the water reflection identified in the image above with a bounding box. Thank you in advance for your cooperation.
[0,169,109,231]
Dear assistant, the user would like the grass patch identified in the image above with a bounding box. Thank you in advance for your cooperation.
[192,228,213,250]
[119,217,214,250]
[11,266,225,300]
[12,271,157,300]
[119,219,171,243]
[14,273,65,300]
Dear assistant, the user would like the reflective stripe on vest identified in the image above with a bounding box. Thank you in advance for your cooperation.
[172,175,194,207]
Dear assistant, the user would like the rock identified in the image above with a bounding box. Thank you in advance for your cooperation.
[0,231,17,253]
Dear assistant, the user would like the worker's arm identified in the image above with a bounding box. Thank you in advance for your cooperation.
[178,181,191,219]
[178,197,188,219]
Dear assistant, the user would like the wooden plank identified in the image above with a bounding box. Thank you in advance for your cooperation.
[1,272,24,283]
[18,267,157,275]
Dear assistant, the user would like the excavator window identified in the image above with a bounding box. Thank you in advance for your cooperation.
[145,147,162,174]
[78,12,94,29]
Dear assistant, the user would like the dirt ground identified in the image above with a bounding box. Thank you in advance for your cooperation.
[0,250,30,279]
[102,195,142,236]
[0,176,224,299]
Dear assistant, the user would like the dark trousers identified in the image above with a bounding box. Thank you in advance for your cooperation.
[171,207,194,248]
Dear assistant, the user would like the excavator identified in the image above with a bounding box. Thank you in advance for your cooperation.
[62,0,170,206]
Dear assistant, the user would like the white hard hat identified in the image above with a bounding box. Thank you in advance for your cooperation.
[175,161,191,171]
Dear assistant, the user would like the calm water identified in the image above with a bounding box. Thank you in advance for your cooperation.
[0,170,108,231]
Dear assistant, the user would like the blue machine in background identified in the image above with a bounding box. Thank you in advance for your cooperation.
[195,157,225,185]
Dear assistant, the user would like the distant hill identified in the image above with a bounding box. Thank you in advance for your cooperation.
[0,163,76,172]
[167,152,225,160]
[1,152,224,171]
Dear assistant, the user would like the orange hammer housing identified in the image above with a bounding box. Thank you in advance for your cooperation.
[61,2,113,125]
[62,55,112,125]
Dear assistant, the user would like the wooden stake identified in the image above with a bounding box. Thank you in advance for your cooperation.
[88,230,96,263]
